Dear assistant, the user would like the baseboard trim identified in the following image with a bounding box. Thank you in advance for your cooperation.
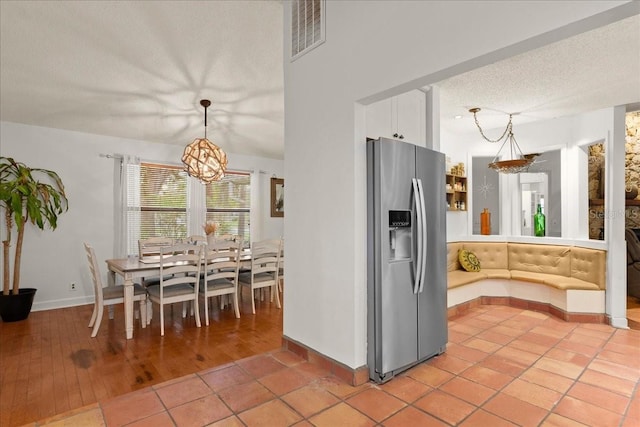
[448,296,609,324]
[281,336,369,386]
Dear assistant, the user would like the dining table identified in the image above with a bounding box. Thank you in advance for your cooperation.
[106,250,252,339]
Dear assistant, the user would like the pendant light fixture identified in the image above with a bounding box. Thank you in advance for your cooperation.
[469,108,538,174]
[182,99,228,183]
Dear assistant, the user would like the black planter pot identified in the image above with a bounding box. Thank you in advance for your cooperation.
[0,288,37,322]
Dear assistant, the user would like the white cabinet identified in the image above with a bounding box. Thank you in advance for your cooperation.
[366,90,425,144]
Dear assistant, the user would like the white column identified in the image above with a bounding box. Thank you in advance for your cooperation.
[606,105,628,328]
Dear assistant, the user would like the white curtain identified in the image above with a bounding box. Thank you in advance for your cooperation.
[114,155,140,257]
[188,177,206,237]
[251,171,261,242]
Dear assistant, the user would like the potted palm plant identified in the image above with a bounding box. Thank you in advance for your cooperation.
[0,157,68,321]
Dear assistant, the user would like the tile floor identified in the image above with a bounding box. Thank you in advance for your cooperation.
[26,306,639,427]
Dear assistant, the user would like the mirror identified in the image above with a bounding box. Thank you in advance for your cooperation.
[471,149,562,237]
[520,173,548,236]
[471,156,500,235]
[520,149,562,237]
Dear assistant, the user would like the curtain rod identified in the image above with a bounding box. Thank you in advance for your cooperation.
[100,154,271,176]
[99,153,123,159]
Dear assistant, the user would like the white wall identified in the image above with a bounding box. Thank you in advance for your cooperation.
[283,1,632,369]
[0,121,283,311]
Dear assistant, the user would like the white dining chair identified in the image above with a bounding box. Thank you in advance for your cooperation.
[138,237,175,287]
[187,235,207,246]
[84,243,148,337]
[238,238,282,314]
[146,243,203,336]
[200,240,242,324]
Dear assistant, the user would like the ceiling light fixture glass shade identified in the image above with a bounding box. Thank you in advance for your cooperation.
[182,99,228,183]
[469,108,538,174]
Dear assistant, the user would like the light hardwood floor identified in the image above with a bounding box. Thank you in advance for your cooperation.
[0,289,283,427]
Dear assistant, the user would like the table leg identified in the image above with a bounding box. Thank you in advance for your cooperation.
[123,272,134,339]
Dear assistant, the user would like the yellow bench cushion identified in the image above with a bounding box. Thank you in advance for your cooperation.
[482,268,511,280]
[448,270,487,289]
[542,276,601,291]
[446,242,606,292]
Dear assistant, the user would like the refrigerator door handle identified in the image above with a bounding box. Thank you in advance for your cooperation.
[417,178,428,293]
[412,178,423,295]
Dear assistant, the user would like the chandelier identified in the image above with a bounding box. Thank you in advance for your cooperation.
[469,108,538,174]
[182,99,228,183]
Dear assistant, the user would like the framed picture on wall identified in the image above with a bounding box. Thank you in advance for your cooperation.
[271,177,284,217]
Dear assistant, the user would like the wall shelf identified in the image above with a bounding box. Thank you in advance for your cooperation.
[446,174,467,211]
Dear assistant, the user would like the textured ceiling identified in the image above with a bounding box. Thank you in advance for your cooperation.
[438,14,640,135]
[0,1,284,159]
[1,3,638,159]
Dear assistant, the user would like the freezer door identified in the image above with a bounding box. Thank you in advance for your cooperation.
[367,138,419,381]
[415,146,448,360]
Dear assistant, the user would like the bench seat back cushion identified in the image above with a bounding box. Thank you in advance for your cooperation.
[571,247,606,290]
[447,242,463,272]
[463,242,508,269]
[508,243,571,277]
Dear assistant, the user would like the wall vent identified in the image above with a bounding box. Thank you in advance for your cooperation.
[291,0,325,61]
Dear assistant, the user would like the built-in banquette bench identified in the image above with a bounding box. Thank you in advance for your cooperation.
[447,241,607,323]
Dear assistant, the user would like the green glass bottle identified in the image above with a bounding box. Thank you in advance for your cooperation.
[534,204,546,237]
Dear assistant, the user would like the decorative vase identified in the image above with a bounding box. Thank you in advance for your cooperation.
[534,204,546,237]
[480,208,491,235]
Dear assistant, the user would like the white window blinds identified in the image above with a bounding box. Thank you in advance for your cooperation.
[138,163,188,240]
[123,162,252,256]
[205,172,251,243]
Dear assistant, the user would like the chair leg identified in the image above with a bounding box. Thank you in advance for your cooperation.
[273,284,281,309]
[91,304,104,337]
[160,304,165,336]
[146,300,153,325]
[108,305,115,320]
[88,302,98,328]
[251,287,256,314]
[204,295,210,326]
[193,298,201,328]
[139,299,147,329]
[232,291,240,318]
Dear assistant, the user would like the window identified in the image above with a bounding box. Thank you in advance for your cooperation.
[139,163,187,240]
[206,172,251,243]
[124,162,251,256]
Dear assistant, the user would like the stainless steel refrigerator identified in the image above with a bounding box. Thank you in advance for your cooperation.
[366,137,448,383]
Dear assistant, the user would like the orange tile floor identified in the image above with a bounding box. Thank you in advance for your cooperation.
[27,306,639,427]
